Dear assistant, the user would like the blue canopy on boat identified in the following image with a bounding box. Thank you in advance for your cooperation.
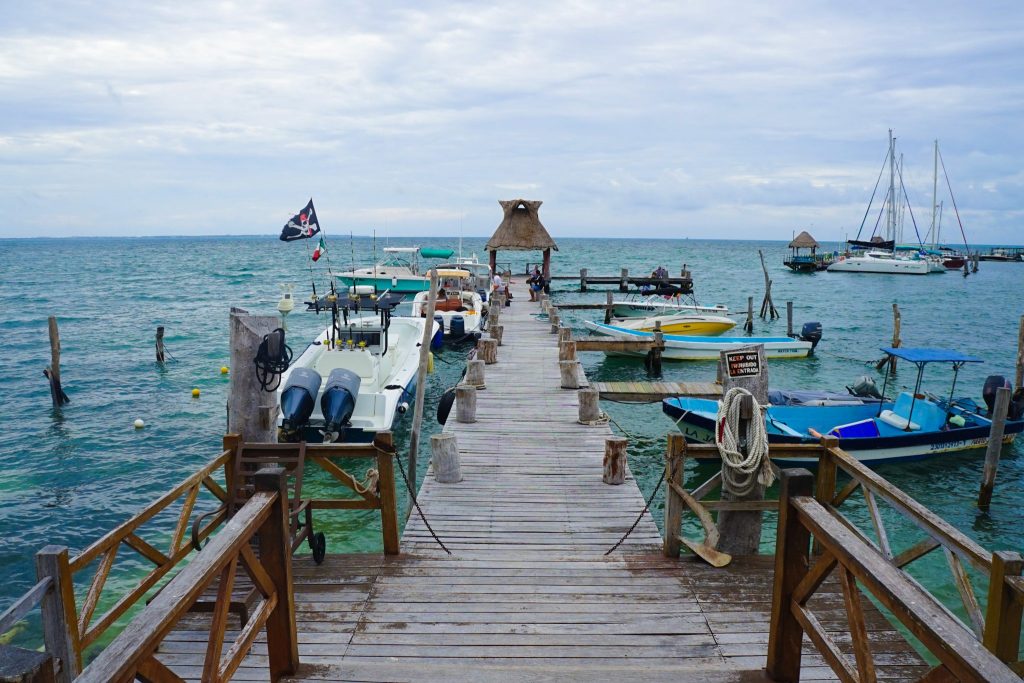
[879,348,983,364]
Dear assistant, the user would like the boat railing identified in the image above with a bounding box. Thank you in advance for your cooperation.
[665,435,1024,674]
[0,433,400,680]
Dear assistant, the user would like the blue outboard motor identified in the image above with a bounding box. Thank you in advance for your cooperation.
[799,322,823,350]
[450,315,466,339]
[477,288,488,303]
[280,368,322,434]
[431,315,445,349]
[983,375,1010,416]
[321,368,361,440]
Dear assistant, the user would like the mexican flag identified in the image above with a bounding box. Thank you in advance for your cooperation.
[312,237,327,262]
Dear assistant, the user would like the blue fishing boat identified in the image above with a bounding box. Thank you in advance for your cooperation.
[663,348,1024,464]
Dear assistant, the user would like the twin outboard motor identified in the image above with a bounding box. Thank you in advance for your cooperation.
[799,322,823,350]
[983,375,1011,416]
[450,315,466,338]
[280,368,323,436]
[849,375,882,399]
[321,369,361,440]
[431,315,445,349]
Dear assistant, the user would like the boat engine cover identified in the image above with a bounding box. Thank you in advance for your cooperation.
[799,322,823,349]
[321,368,361,431]
[281,367,323,429]
[849,375,882,399]
[450,315,466,338]
[983,375,1010,416]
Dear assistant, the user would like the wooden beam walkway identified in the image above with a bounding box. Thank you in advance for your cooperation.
[157,282,927,681]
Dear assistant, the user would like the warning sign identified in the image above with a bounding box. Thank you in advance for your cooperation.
[725,350,761,378]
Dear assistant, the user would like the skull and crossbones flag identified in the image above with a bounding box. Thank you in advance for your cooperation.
[279,199,321,241]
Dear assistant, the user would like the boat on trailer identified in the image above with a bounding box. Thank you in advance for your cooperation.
[276,291,438,443]
[663,347,1024,464]
[583,321,816,360]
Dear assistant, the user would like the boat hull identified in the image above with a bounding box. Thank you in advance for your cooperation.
[584,321,812,360]
[827,255,930,274]
[338,273,430,293]
[611,314,736,336]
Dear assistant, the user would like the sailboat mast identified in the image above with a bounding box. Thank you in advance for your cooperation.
[930,139,939,248]
[888,129,896,245]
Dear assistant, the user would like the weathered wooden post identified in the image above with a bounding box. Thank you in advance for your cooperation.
[716,344,769,556]
[758,250,779,319]
[604,291,614,324]
[430,433,463,483]
[228,308,281,442]
[876,303,901,372]
[786,302,794,337]
[455,385,477,423]
[465,359,486,388]
[978,386,1011,509]
[373,431,400,555]
[44,316,69,407]
[663,433,686,558]
[35,546,80,682]
[254,468,299,680]
[558,326,572,344]
[648,323,663,376]
[550,313,560,334]
[619,267,629,292]
[559,360,581,389]
[578,387,601,423]
[155,325,166,363]
[0,645,54,682]
[407,270,440,498]
[559,341,577,361]
[477,338,498,364]
[489,323,504,346]
[744,296,754,333]
[1015,315,1024,391]
[580,267,588,292]
[603,436,627,484]
[766,469,815,682]
[983,550,1024,663]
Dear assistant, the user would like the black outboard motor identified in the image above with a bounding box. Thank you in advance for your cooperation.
[983,375,1010,416]
[1010,388,1024,421]
[849,375,883,399]
[320,368,361,441]
[799,322,823,351]
[450,315,466,338]
[280,368,322,438]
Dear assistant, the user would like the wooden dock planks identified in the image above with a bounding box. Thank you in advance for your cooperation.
[156,282,926,681]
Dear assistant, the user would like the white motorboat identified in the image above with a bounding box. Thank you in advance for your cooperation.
[410,268,486,342]
[435,253,492,294]
[827,250,930,275]
[610,294,729,319]
[583,321,815,360]
[337,246,456,293]
[610,312,736,336]
[277,292,438,442]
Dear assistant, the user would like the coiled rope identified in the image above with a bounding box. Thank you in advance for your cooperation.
[715,387,774,497]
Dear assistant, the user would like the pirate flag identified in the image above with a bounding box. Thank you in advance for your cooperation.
[279,199,321,241]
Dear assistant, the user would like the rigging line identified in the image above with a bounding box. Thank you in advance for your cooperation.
[896,161,925,246]
[301,233,319,299]
[855,149,890,240]
[937,147,971,251]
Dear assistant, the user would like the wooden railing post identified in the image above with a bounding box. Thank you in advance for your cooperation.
[374,432,400,556]
[663,433,686,558]
[983,550,1024,663]
[35,546,81,682]
[255,468,299,680]
[815,437,839,505]
[766,469,814,682]
[223,433,242,495]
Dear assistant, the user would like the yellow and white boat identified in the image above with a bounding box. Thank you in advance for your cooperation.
[610,313,736,336]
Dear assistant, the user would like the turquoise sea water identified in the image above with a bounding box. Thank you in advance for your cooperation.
[1,235,1022,655]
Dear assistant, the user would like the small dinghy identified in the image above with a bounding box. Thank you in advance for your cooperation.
[277,291,438,443]
[583,321,817,360]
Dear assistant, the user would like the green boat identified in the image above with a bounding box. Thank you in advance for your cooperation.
[337,247,455,294]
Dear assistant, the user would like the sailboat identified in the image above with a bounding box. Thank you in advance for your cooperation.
[828,130,930,275]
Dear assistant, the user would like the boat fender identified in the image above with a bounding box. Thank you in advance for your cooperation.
[428,352,435,374]
[437,386,456,425]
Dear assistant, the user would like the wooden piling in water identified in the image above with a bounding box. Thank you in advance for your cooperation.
[604,291,613,324]
[786,302,793,337]
[619,268,629,292]
[874,303,902,373]
[758,250,779,320]
[978,386,1011,510]
[744,297,754,333]
[45,316,69,408]
[580,268,588,292]
[155,326,166,363]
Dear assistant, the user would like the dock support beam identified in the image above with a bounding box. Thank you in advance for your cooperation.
[663,433,685,558]
[978,386,1011,510]
[228,308,281,442]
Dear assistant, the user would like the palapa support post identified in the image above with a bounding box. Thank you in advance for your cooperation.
[758,250,779,320]
[373,431,400,555]
[876,303,901,372]
[477,338,498,364]
[407,270,440,502]
[619,267,629,292]
[766,469,815,683]
[45,316,69,408]
[228,308,281,442]
[431,433,462,483]
[465,359,486,388]
[578,387,601,424]
[489,323,504,346]
[786,302,794,337]
[580,267,588,292]
[978,386,1011,510]
[716,345,769,556]
[744,296,754,333]
[35,546,80,683]
[155,326,166,363]
[603,436,627,485]
[559,341,577,361]
[455,385,477,423]
[559,360,581,389]
[254,468,299,680]
[663,433,686,558]
[604,291,613,324]
[983,550,1024,663]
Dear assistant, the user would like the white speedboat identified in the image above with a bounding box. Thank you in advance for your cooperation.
[583,321,815,360]
[610,295,729,318]
[337,246,455,293]
[435,253,492,295]
[827,250,930,275]
[410,268,486,342]
[610,312,736,336]
[277,292,438,442]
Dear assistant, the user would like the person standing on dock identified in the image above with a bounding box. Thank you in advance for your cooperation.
[528,267,544,301]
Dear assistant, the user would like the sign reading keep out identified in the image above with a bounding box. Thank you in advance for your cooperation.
[725,350,761,378]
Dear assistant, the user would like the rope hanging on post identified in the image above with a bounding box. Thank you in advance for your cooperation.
[715,387,774,497]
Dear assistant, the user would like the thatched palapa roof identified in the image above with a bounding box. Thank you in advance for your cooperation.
[485,199,558,252]
[788,230,820,249]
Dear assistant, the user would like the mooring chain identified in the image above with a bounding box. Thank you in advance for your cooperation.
[604,466,666,556]
[393,450,453,556]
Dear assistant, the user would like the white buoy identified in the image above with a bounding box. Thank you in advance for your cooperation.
[134,419,145,429]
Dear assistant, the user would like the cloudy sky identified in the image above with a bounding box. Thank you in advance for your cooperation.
[2,1,1022,242]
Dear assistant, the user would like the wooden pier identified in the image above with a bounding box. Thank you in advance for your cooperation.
[4,281,1023,682]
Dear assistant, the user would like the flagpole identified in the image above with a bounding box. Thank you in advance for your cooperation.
[302,234,319,302]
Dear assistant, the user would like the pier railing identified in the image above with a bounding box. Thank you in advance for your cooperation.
[77,467,297,683]
[767,469,1021,682]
